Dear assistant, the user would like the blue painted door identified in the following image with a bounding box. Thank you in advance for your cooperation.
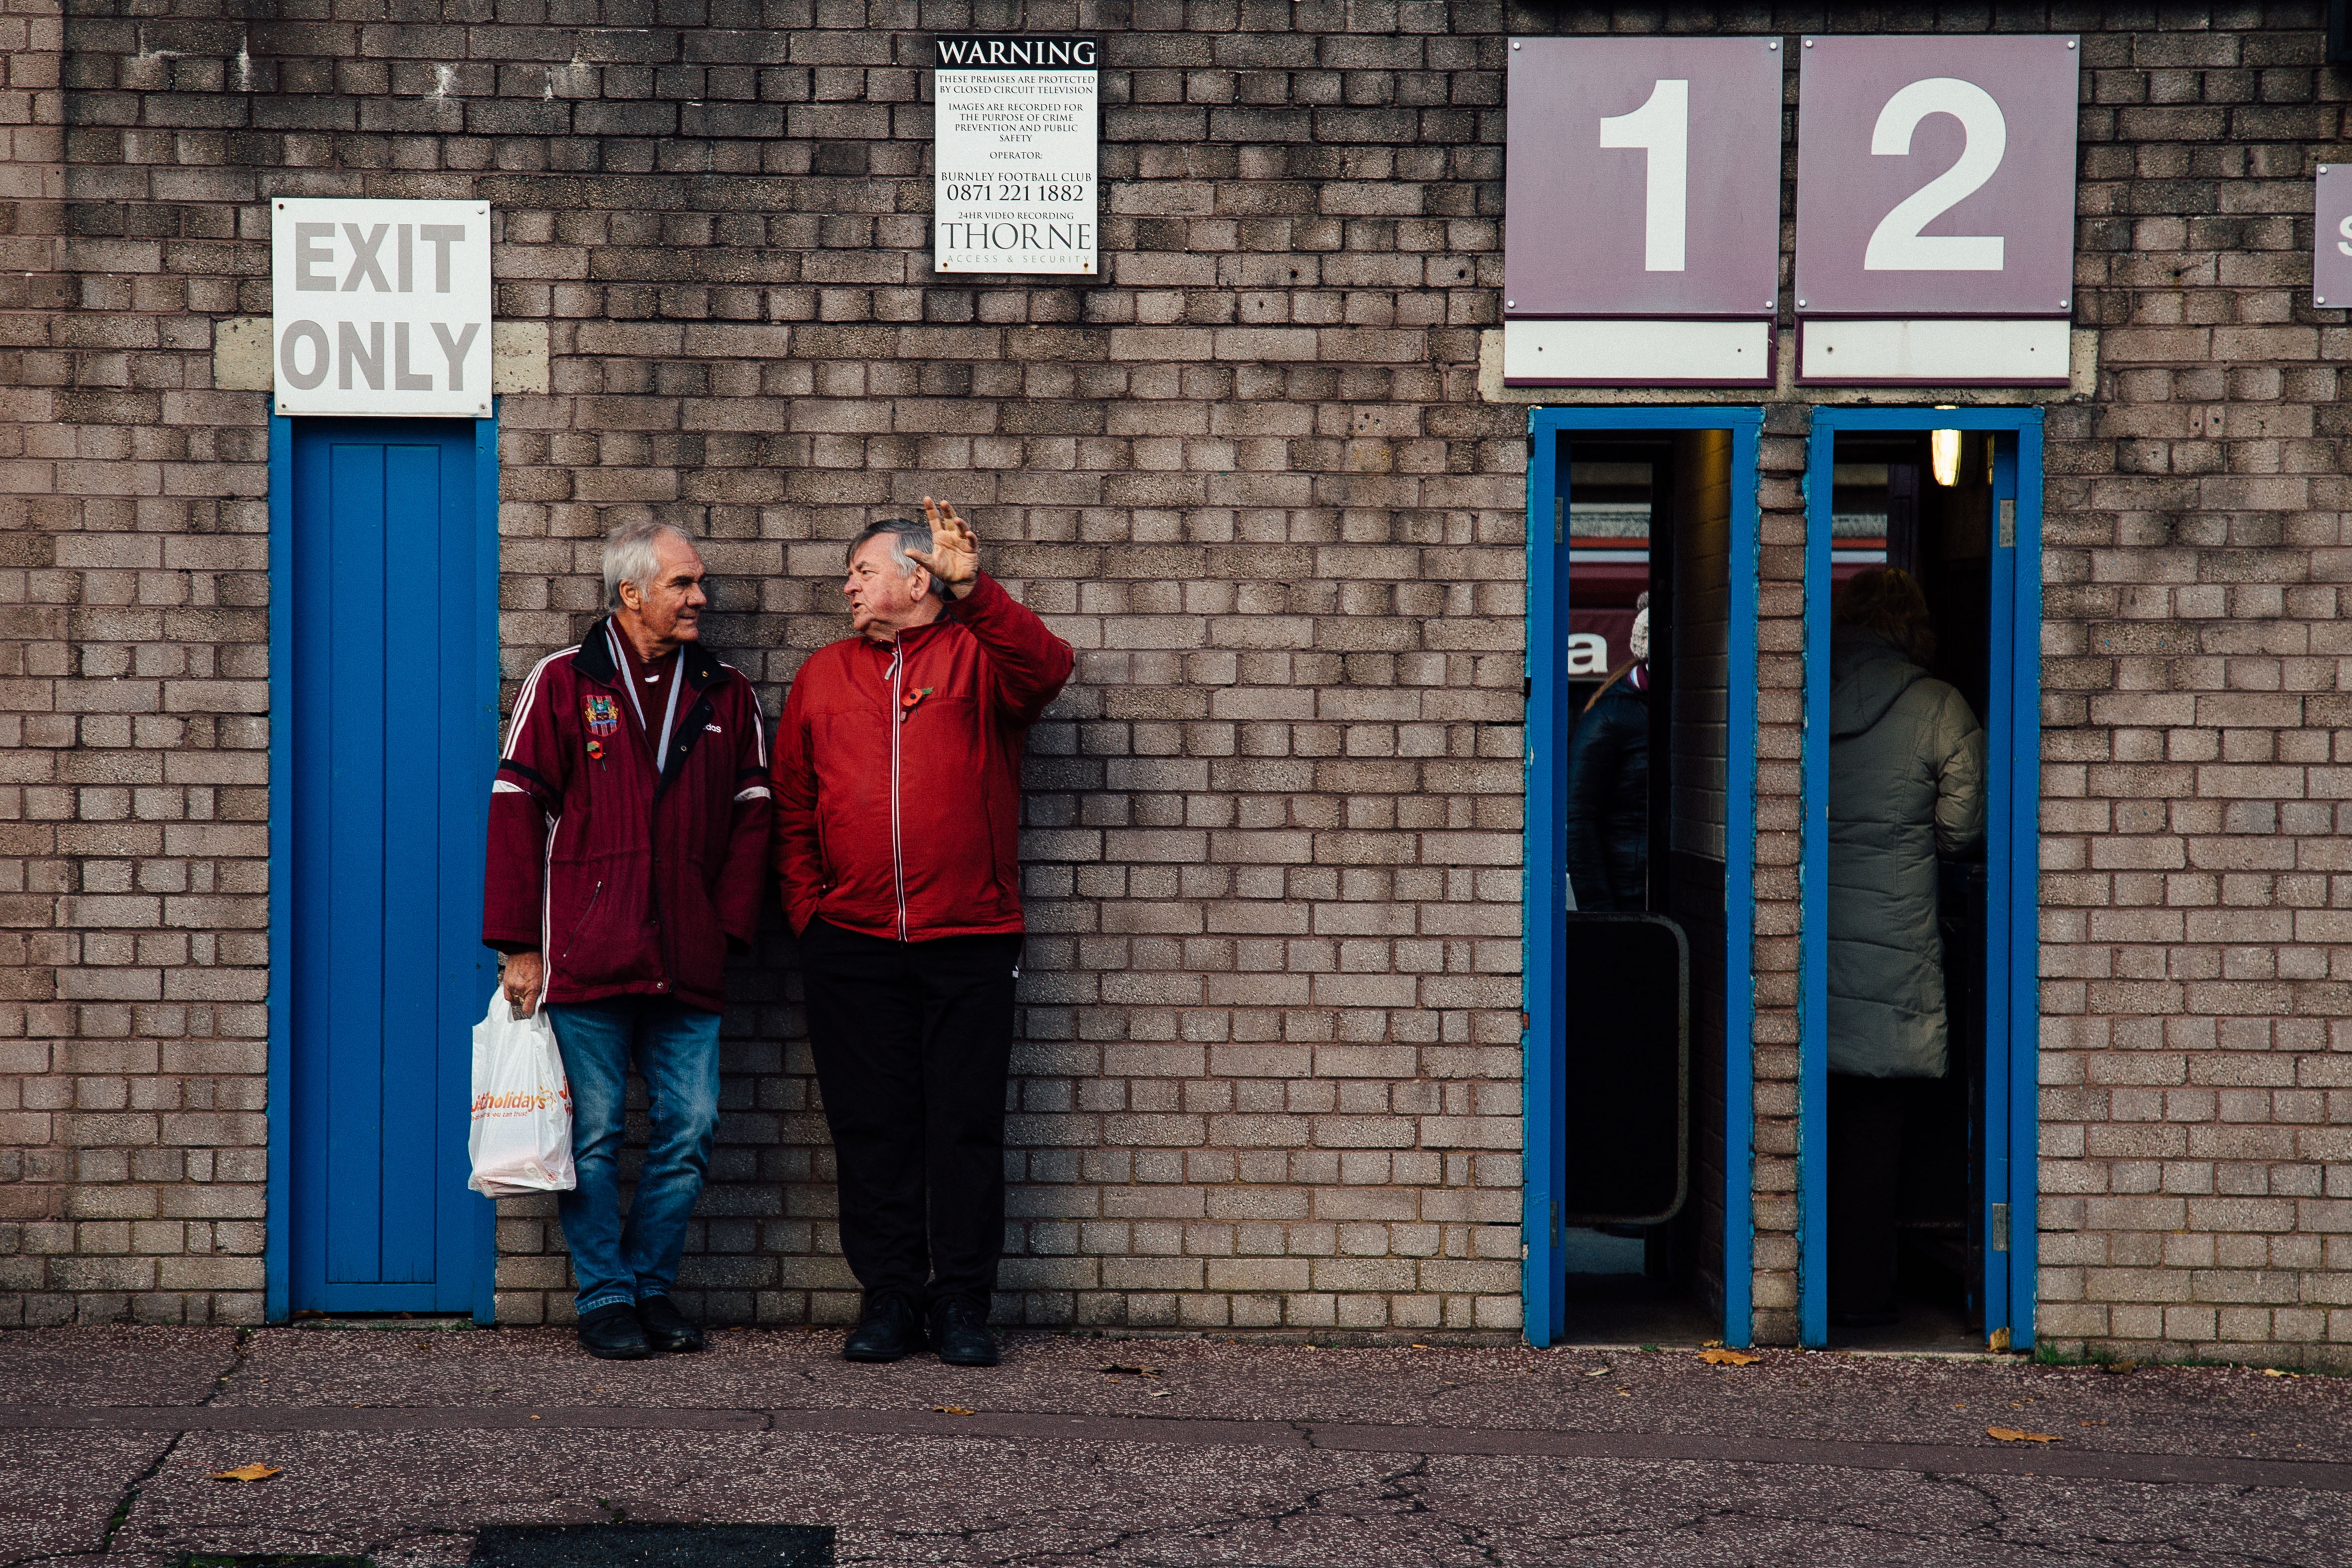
[287,418,498,1314]
[1797,409,2043,1350]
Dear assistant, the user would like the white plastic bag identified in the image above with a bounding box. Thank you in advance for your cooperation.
[467,990,576,1197]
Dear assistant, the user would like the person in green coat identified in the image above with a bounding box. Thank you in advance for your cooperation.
[1826,567,1985,1325]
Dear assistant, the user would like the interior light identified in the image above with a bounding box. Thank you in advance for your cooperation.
[1929,428,1962,488]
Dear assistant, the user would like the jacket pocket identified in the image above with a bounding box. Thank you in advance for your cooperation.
[982,780,1017,907]
[558,879,604,961]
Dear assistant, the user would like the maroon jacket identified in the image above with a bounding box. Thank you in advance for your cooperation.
[483,619,772,1013]
[771,572,1073,942]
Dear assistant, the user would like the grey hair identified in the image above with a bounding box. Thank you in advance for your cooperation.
[847,518,948,601]
[603,521,700,610]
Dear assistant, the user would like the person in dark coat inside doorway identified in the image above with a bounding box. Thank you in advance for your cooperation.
[771,497,1074,1367]
[1825,567,1985,1325]
[1564,593,1651,912]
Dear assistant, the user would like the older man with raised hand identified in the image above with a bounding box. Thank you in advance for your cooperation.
[772,497,1074,1367]
[483,520,773,1361]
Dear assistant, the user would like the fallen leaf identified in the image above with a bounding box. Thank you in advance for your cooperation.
[1409,1343,1430,1350]
[2102,1360,2138,1375]
[1700,1348,1760,1366]
[2263,1368,2288,1378]
[1616,1389,1631,1397]
[1585,1367,1612,1378]
[1099,1364,1160,1377]
[932,1405,975,1416]
[210,1464,281,1483]
[1987,1427,2058,1444]
[2080,1420,2107,1427]
[1701,1339,1724,1349]
[1145,1389,1172,1398]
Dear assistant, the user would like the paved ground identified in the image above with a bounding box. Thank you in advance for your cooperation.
[3,1324,2349,1567]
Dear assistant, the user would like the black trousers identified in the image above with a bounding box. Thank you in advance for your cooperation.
[1828,1072,1917,1317]
[799,917,1022,1310]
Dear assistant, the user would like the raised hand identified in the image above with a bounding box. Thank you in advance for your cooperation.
[908,496,980,599]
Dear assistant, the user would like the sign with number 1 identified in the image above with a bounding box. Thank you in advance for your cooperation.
[1506,38,1784,321]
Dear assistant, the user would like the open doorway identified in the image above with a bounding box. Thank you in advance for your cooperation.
[1821,430,1992,1352]
[1526,415,1759,1348]
[1802,410,2041,1353]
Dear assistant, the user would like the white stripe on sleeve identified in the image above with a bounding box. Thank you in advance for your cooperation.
[502,649,568,762]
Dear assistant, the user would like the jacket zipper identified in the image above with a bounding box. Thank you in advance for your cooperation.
[888,642,908,941]
[560,879,604,961]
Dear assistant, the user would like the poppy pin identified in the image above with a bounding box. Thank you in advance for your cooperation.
[899,686,934,724]
[586,738,604,761]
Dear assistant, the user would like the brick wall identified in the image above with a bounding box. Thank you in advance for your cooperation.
[2036,6,2352,1362]
[0,0,276,1326]
[2,0,2349,1362]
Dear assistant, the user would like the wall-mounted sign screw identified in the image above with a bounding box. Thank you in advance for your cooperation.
[1768,40,1778,49]
[1506,300,1514,308]
[1804,38,1814,47]
[2066,39,2076,47]
[1796,298,1806,307]
[2320,296,2329,304]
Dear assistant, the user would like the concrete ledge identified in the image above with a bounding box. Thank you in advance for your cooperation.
[1480,326,2098,406]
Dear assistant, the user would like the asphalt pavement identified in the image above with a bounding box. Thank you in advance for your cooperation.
[2,1323,2347,1566]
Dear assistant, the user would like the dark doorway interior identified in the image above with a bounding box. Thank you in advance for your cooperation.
[1822,430,1993,1353]
[1555,430,1734,1347]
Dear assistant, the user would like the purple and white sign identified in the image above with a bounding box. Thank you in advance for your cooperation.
[1506,37,1785,320]
[2314,165,2352,307]
[1793,35,2080,319]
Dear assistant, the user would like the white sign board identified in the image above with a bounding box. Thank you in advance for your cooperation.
[271,198,493,417]
[932,35,1098,275]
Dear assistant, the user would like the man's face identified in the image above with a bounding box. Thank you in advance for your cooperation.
[619,533,708,645]
[844,535,933,642]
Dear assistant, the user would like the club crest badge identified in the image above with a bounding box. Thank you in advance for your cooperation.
[582,695,620,738]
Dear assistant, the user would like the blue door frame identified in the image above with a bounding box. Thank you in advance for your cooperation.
[1524,407,1764,1348]
[264,405,502,1323]
[1800,407,2043,1349]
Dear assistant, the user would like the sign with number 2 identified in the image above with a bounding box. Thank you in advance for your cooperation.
[1793,35,2080,318]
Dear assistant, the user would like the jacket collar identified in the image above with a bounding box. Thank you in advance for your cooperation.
[864,612,954,656]
[577,616,723,689]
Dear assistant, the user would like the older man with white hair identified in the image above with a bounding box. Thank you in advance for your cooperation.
[483,520,772,1360]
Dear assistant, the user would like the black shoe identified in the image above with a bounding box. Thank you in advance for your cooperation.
[577,1303,652,1360]
[842,1295,927,1363]
[929,1298,999,1368]
[637,1296,704,1354]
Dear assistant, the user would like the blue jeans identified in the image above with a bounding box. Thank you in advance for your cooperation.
[546,997,721,1316]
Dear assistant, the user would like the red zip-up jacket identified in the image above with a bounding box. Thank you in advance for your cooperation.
[771,571,1073,942]
[483,618,773,1013]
